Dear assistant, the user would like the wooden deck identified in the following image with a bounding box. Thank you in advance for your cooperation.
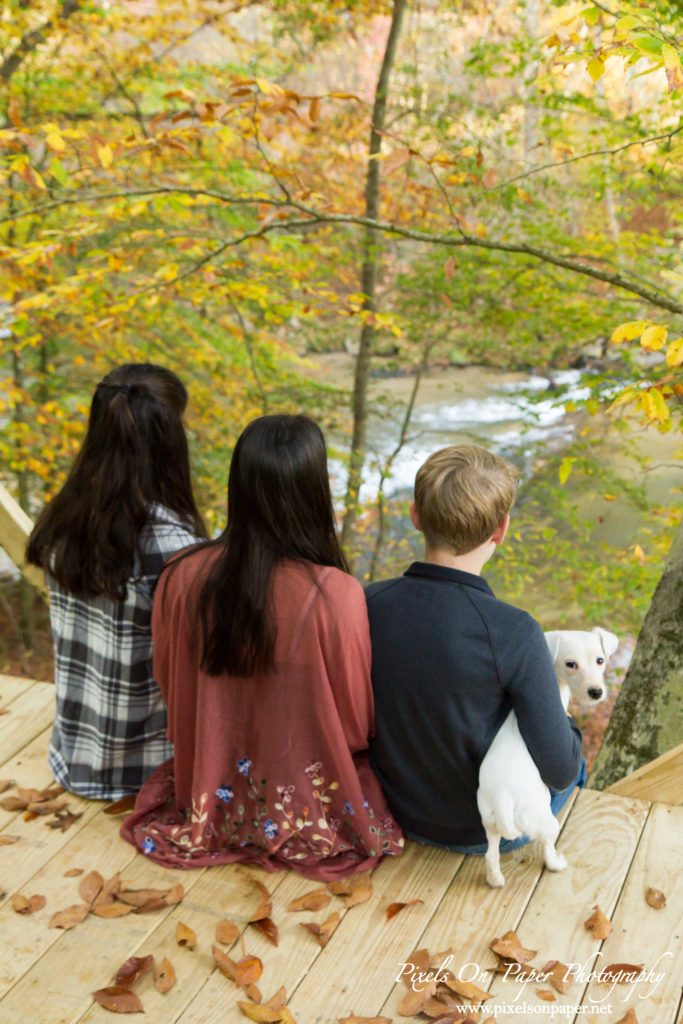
[1,674,681,1024]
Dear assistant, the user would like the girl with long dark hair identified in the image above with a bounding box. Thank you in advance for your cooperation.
[121,414,403,879]
[27,363,207,800]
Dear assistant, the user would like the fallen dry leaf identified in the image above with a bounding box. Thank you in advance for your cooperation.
[0,795,28,811]
[614,1011,639,1024]
[235,954,263,987]
[212,944,236,980]
[599,964,644,983]
[26,797,67,815]
[536,989,556,1002]
[93,873,122,908]
[645,887,666,909]
[248,879,273,922]
[584,906,612,940]
[253,916,279,947]
[243,984,262,1003]
[104,795,137,816]
[49,903,90,929]
[165,883,184,905]
[287,887,331,913]
[541,960,574,994]
[0,834,19,846]
[301,911,341,948]
[216,918,240,945]
[0,779,14,793]
[398,981,437,1015]
[115,955,154,988]
[93,986,144,1013]
[79,870,104,907]
[46,808,83,831]
[176,921,197,949]
[16,787,44,804]
[444,976,493,1002]
[386,898,423,920]
[399,947,431,983]
[264,988,287,1011]
[118,887,171,907]
[0,708,9,715]
[490,930,537,964]
[11,893,46,914]
[93,903,133,919]
[327,870,373,907]
[154,957,176,993]
[64,868,84,877]
[236,1003,282,1023]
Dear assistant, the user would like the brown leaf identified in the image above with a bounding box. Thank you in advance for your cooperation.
[92,987,144,1013]
[0,796,28,811]
[541,960,574,994]
[248,879,272,922]
[243,984,262,1003]
[235,955,263,987]
[93,902,133,919]
[176,921,197,949]
[49,903,90,929]
[64,868,84,877]
[154,957,176,993]
[584,905,612,940]
[16,787,44,803]
[264,988,287,1011]
[645,887,666,909]
[216,918,240,945]
[301,911,340,948]
[236,1003,282,1023]
[0,834,19,846]
[383,146,411,176]
[12,893,46,914]
[93,873,122,907]
[444,977,493,1001]
[386,898,423,920]
[165,883,184,905]
[398,981,437,1015]
[0,779,14,793]
[27,797,68,815]
[536,989,556,1002]
[599,964,644,983]
[115,955,154,988]
[8,96,22,128]
[444,257,455,282]
[118,887,171,907]
[212,944,236,980]
[308,97,321,123]
[0,708,9,715]
[614,1012,639,1024]
[287,887,331,912]
[104,795,137,816]
[490,930,537,964]
[253,916,279,947]
[79,870,104,906]
[46,808,83,831]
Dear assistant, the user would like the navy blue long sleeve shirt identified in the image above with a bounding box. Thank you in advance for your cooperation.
[366,562,583,846]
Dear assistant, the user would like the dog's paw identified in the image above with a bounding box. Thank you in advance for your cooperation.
[486,868,506,888]
[545,851,567,872]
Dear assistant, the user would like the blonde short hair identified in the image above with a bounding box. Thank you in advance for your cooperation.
[414,444,519,555]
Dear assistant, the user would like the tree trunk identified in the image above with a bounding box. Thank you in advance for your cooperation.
[589,516,683,789]
[341,0,408,554]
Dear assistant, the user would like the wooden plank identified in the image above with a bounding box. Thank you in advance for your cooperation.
[574,802,683,1024]
[0,482,47,595]
[76,862,292,1024]
[0,818,204,1024]
[484,788,651,1023]
[0,682,55,764]
[605,743,683,806]
[0,674,37,707]
[379,789,580,1019]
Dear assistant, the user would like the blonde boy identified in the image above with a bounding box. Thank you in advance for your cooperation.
[366,444,583,852]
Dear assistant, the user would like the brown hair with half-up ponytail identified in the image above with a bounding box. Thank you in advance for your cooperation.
[27,364,207,600]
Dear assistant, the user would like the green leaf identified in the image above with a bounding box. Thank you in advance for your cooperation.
[559,457,574,485]
[50,158,70,187]
[587,57,605,83]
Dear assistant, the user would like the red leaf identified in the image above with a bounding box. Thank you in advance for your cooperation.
[92,987,144,1013]
[115,955,154,988]
[253,917,279,947]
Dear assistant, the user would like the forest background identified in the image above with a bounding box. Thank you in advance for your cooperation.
[1,0,681,785]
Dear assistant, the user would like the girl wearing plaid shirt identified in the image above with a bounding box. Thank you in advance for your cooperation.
[27,364,207,800]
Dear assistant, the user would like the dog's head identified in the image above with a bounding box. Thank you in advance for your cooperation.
[544,627,619,708]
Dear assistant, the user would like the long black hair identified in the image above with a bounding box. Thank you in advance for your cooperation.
[27,363,207,600]
[195,413,348,678]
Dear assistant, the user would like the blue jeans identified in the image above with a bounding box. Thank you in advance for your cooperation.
[405,756,587,856]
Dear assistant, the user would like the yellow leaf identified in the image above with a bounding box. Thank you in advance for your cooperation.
[97,144,114,168]
[633,544,645,566]
[45,130,67,152]
[256,78,285,97]
[649,388,670,422]
[558,457,574,485]
[587,56,605,82]
[475,222,488,237]
[640,324,667,351]
[662,44,682,73]
[603,494,617,501]
[666,337,683,368]
[610,320,647,345]
[640,391,656,420]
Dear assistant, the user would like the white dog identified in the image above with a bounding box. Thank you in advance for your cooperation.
[477,627,619,887]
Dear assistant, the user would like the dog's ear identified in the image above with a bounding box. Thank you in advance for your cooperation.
[592,627,619,658]
[544,631,563,663]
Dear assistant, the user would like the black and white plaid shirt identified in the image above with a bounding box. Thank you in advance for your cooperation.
[46,504,202,800]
